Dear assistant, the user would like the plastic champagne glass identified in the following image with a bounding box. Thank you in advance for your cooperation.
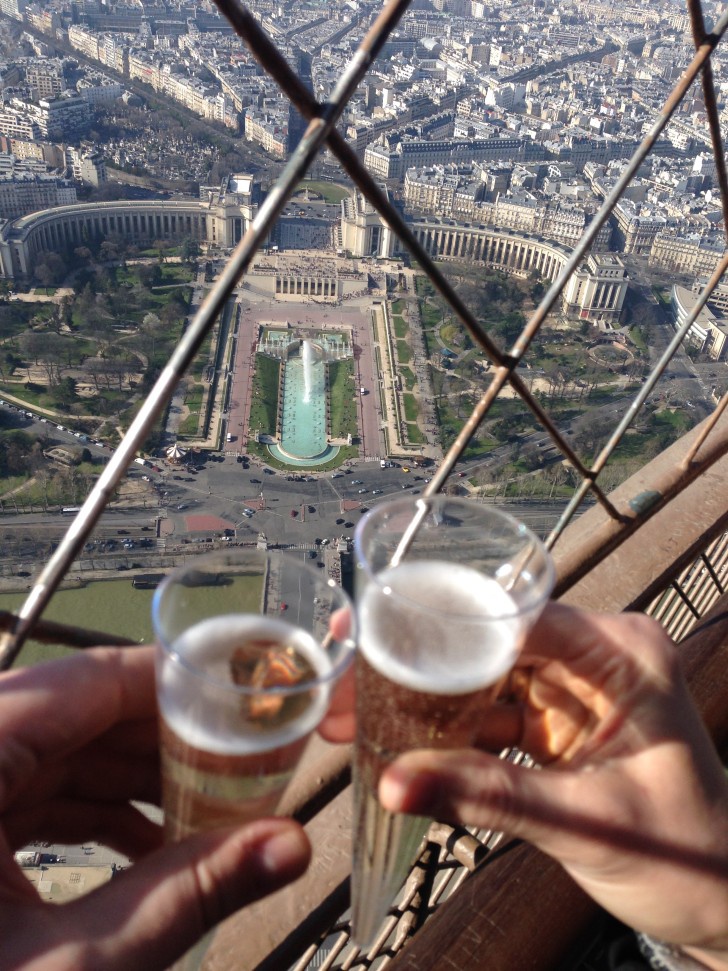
[351,496,554,946]
[152,548,355,969]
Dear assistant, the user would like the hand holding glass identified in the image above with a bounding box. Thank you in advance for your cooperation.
[351,496,554,945]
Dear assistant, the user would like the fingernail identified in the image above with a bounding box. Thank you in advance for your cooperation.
[379,772,407,813]
[380,766,442,816]
[258,826,309,880]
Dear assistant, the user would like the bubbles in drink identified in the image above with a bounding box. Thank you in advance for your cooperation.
[159,615,332,755]
[157,615,333,839]
[359,561,522,695]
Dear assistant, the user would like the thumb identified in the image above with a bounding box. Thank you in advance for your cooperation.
[69,819,310,971]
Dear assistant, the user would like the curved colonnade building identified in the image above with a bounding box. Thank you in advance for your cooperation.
[0,194,255,280]
[340,193,628,323]
[0,190,627,324]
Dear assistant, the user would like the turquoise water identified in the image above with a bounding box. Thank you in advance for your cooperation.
[272,354,338,466]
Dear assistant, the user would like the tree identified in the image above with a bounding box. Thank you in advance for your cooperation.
[53,376,78,406]
[21,332,46,366]
[139,263,162,289]
[74,246,93,265]
[182,238,201,264]
[34,252,67,287]
[38,333,67,387]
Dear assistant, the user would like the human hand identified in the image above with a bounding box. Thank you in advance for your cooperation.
[378,603,728,970]
[0,646,310,971]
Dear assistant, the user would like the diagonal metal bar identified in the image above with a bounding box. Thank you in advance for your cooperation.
[700,551,726,595]
[211,0,618,518]
[0,0,412,671]
[422,5,728,512]
[546,252,728,550]
[682,390,728,467]
[686,0,728,242]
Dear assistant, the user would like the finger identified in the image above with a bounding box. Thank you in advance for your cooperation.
[379,748,585,860]
[0,647,156,804]
[330,605,353,643]
[89,717,161,757]
[3,799,163,859]
[60,819,311,971]
[12,751,161,813]
[522,603,672,675]
[318,664,355,743]
[0,646,156,750]
[471,701,524,751]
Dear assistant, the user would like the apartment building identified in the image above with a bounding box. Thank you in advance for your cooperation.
[650,232,726,275]
[66,147,107,187]
[672,284,728,360]
[611,198,666,254]
[244,109,288,158]
[25,60,65,100]
[0,104,41,141]
[0,174,76,220]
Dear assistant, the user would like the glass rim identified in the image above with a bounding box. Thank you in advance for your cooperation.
[152,550,356,696]
[354,495,555,621]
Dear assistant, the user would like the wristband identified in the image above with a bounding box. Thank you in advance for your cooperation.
[637,934,714,971]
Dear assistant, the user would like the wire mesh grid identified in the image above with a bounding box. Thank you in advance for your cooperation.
[0,0,727,965]
[1,0,728,664]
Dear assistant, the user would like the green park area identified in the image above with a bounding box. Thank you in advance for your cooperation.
[0,255,194,506]
[413,261,699,494]
[295,181,351,205]
[248,354,281,438]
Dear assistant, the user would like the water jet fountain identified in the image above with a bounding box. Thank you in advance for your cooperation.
[267,338,339,467]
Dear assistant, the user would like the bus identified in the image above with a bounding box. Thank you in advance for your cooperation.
[62,506,82,514]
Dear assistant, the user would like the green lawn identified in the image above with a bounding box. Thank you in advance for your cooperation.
[328,359,357,438]
[396,340,411,365]
[403,392,419,422]
[249,355,280,436]
[399,366,416,390]
[629,327,647,352]
[296,180,351,204]
[420,303,440,329]
[177,414,199,436]
[0,381,48,409]
[178,381,204,438]
[406,423,426,444]
[392,315,408,339]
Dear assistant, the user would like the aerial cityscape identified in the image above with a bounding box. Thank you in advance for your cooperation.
[0,0,725,592]
[0,0,726,964]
